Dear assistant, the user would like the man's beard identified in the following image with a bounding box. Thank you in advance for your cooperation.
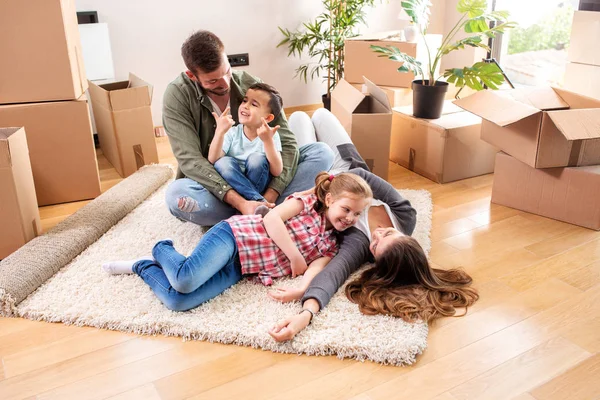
[204,87,230,96]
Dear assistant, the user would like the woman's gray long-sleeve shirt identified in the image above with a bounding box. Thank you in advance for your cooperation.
[301,167,417,309]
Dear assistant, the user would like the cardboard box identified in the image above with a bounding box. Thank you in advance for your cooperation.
[564,62,600,100]
[453,87,600,169]
[0,0,87,104]
[350,82,476,109]
[568,11,600,66]
[390,101,498,183]
[88,74,159,178]
[344,32,442,88]
[0,98,101,206]
[0,127,41,259]
[331,78,392,180]
[492,152,600,231]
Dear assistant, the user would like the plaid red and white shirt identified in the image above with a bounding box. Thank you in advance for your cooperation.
[226,194,338,285]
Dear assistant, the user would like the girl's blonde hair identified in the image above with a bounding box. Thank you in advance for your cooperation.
[313,171,373,213]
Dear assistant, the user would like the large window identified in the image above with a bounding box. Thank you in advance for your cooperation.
[494,0,579,87]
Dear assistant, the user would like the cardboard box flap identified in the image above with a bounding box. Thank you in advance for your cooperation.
[507,86,569,111]
[546,109,600,140]
[332,79,366,113]
[363,76,391,111]
[453,90,540,126]
[87,81,112,109]
[109,85,152,111]
[128,73,154,103]
[0,128,21,168]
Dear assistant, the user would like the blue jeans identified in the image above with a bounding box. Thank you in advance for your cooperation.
[132,221,243,311]
[166,142,334,226]
[213,153,270,202]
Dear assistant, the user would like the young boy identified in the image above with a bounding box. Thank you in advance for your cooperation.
[208,83,284,205]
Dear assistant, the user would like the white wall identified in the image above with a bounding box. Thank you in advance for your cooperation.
[75,0,407,126]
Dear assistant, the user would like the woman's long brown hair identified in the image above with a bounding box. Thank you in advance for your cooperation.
[345,235,479,323]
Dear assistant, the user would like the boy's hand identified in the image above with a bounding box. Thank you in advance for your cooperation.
[211,107,235,135]
[268,287,304,303]
[257,118,280,142]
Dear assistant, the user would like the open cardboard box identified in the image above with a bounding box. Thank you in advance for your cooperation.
[88,73,159,178]
[390,101,497,183]
[492,152,600,231]
[331,78,392,180]
[454,86,600,168]
[0,127,41,259]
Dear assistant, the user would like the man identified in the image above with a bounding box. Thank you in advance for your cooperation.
[163,30,334,225]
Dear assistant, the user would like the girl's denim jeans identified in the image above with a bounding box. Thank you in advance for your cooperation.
[133,221,242,311]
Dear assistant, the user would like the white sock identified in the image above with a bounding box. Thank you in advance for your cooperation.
[102,256,153,275]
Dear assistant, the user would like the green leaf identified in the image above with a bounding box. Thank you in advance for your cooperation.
[441,35,489,55]
[457,0,487,18]
[443,61,506,91]
[370,45,423,77]
[400,0,432,28]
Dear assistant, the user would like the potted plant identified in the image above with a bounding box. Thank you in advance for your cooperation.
[372,0,516,119]
[277,0,377,110]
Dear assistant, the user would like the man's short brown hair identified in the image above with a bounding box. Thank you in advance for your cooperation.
[249,83,283,118]
[181,30,225,74]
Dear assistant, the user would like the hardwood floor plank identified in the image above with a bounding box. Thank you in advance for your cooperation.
[2,328,135,378]
[530,353,600,400]
[419,279,580,365]
[354,285,600,400]
[449,337,591,400]
[0,336,176,400]
[106,384,163,400]
[153,346,290,400]
[498,238,600,292]
[35,341,241,400]
[186,354,351,400]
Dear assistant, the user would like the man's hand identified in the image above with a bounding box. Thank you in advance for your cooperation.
[269,312,311,342]
[263,188,279,204]
[290,256,308,278]
[268,287,304,303]
[211,107,234,135]
[238,199,275,215]
[257,117,280,142]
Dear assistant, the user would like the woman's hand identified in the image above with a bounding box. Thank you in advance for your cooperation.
[268,286,304,303]
[269,312,312,342]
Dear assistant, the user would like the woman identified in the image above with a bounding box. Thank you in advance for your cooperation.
[268,109,479,341]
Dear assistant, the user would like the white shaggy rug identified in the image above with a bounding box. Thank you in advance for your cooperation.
[16,182,432,366]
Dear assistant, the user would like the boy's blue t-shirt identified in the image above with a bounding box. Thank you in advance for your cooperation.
[222,124,282,171]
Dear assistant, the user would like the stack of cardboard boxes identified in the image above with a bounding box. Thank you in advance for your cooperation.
[0,0,102,206]
[0,0,102,258]
[563,11,600,100]
[455,86,600,231]
[331,32,442,180]
[333,31,489,183]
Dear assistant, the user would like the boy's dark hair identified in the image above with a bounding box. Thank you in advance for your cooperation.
[181,30,224,74]
[249,83,283,118]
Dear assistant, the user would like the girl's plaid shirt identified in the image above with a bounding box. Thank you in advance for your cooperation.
[226,194,338,285]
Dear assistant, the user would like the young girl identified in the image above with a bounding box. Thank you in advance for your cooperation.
[103,171,372,311]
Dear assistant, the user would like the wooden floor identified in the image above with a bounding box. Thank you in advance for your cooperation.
[1,136,599,400]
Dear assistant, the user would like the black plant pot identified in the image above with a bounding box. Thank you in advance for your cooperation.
[322,93,331,111]
[412,80,449,119]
